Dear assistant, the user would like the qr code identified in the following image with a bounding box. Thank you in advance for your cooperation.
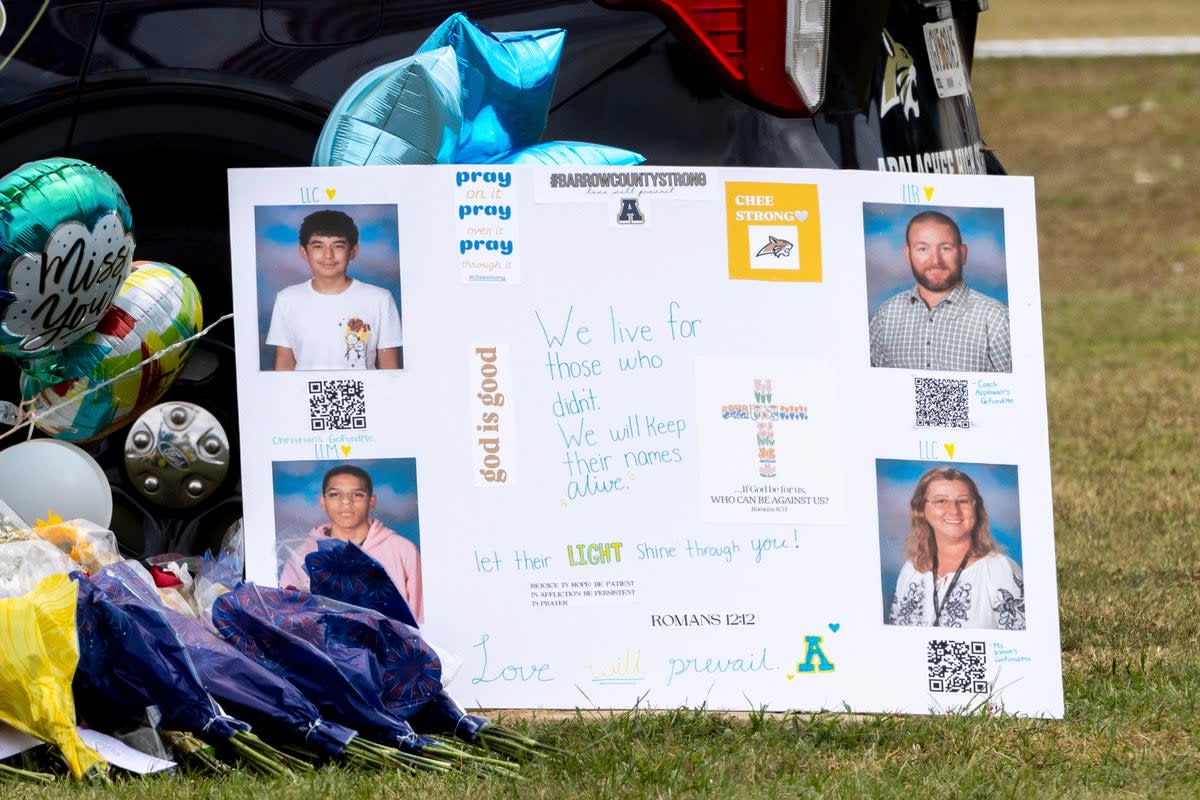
[308,380,367,431]
[927,640,988,693]
[914,377,969,429]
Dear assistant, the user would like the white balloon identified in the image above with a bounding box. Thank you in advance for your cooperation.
[0,439,112,528]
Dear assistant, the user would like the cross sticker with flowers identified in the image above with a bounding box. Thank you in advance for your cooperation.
[719,378,807,477]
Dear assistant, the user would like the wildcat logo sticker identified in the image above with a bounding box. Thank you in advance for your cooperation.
[755,236,794,259]
[881,29,920,121]
[725,182,821,282]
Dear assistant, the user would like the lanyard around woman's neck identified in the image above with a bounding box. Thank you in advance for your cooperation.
[930,548,972,627]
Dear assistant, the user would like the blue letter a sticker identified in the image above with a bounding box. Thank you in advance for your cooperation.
[617,198,645,224]
[797,635,835,673]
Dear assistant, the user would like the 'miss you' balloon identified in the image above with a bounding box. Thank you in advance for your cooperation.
[0,158,135,361]
[20,261,203,443]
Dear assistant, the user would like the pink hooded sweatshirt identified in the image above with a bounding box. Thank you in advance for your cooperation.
[279,518,423,623]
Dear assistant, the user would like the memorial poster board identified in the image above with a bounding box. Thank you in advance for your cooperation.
[228,164,1062,717]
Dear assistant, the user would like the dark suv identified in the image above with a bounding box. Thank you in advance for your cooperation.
[0,0,1000,555]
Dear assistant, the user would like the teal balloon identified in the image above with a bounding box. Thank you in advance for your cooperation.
[490,141,646,166]
[0,158,135,361]
[418,13,565,162]
[313,46,463,167]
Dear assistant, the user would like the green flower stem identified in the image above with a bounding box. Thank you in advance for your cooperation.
[341,738,417,774]
[0,761,56,783]
[228,732,295,779]
[423,738,519,769]
[477,725,571,759]
[83,763,112,786]
[390,748,454,773]
[161,730,227,774]
[475,734,541,761]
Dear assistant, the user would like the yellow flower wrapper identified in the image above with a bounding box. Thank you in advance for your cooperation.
[0,573,107,780]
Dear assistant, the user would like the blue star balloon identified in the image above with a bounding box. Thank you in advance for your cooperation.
[490,140,645,166]
[314,14,647,169]
[313,46,463,167]
[417,13,565,162]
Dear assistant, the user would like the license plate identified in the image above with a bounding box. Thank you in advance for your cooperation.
[923,18,970,99]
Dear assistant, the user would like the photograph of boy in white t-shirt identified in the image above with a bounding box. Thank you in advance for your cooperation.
[265,209,402,371]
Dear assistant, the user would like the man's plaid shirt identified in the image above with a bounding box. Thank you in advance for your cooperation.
[869,281,1011,372]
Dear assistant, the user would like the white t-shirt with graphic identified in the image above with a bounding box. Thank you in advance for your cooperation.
[266,279,402,370]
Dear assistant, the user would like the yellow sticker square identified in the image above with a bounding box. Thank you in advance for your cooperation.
[725,182,822,282]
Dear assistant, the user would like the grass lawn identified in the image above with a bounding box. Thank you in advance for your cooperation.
[978,0,1200,40]
[7,48,1200,800]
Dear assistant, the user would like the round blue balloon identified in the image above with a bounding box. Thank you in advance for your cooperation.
[0,158,135,361]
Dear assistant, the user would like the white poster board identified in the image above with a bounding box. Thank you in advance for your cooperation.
[229,164,1063,717]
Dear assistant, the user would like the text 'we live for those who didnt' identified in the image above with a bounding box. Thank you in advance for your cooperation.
[534,301,705,502]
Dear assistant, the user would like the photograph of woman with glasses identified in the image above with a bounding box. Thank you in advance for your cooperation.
[886,466,1025,630]
[277,463,423,622]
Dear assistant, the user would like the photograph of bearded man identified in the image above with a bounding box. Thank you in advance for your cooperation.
[865,206,1011,373]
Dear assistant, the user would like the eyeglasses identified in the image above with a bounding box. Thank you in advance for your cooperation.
[925,497,976,510]
[324,489,370,504]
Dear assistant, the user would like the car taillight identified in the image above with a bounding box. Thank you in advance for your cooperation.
[597,0,830,115]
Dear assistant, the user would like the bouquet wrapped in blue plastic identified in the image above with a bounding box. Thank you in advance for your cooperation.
[74,571,245,740]
[285,540,554,759]
[305,537,420,631]
[73,568,311,777]
[90,563,358,761]
[212,584,476,772]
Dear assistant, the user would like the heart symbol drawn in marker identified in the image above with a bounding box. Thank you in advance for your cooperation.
[325,188,337,200]
[794,210,809,223]
[340,445,351,456]
[828,623,840,633]
[943,443,955,459]
[923,186,934,201]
